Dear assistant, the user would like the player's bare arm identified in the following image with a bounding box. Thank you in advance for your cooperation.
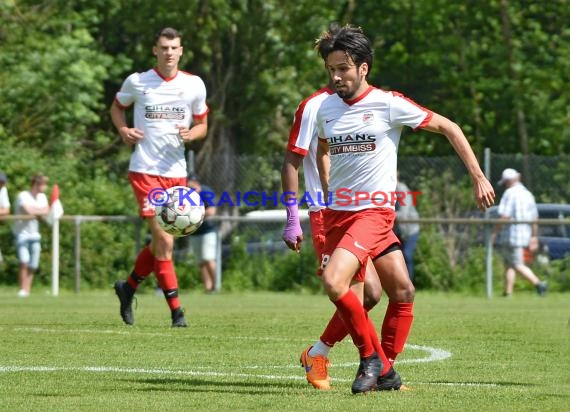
[110,101,144,146]
[281,151,303,199]
[177,115,208,143]
[281,151,304,251]
[316,138,330,200]
[423,113,495,210]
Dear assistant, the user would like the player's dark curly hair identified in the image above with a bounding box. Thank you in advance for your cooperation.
[315,23,374,77]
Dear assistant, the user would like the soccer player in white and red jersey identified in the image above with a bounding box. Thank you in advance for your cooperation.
[315,24,495,394]
[282,84,390,390]
[110,27,209,327]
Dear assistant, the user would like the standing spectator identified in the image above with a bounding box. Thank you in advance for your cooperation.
[110,27,209,327]
[187,172,218,293]
[395,176,420,281]
[12,173,50,297]
[315,24,495,393]
[492,168,547,296]
[0,171,9,216]
[0,171,11,265]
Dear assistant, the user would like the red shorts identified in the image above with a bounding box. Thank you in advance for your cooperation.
[309,210,326,273]
[129,172,187,218]
[321,208,400,282]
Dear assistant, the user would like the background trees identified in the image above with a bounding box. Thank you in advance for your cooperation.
[2,1,568,175]
[2,0,568,183]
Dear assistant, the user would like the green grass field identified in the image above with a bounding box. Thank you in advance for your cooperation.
[1,288,569,411]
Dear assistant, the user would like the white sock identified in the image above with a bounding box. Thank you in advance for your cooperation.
[308,340,331,358]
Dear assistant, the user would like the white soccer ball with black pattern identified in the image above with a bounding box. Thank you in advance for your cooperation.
[154,186,205,237]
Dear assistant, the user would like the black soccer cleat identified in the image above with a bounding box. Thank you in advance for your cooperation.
[536,281,548,297]
[114,280,135,325]
[376,367,404,391]
[351,352,382,394]
[171,307,188,328]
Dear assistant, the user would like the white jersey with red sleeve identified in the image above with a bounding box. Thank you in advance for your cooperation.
[114,68,209,178]
[317,86,432,211]
[286,87,334,211]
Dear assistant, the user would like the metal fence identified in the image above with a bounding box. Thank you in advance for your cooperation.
[1,213,568,298]
[192,150,569,229]
[1,151,568,295]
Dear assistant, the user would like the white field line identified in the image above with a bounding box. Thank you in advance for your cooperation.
[0,365,498,387]
[8,327,452,365]
[1,326,496,387]
[10,327,301,340]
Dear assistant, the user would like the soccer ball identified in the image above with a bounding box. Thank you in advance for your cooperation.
[154,186,205,237]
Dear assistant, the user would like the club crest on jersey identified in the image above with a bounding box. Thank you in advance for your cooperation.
[362,111,374,124]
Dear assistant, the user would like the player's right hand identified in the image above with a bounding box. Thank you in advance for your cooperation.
[121,127,144,145]
[282,205,303,253]
[282,226,303,253]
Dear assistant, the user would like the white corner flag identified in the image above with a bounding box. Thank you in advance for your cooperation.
[48,184,63,296]
[46,184,64,225]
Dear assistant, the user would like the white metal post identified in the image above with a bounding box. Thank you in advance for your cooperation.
[51,218,60,296]
[215,229,222,291]
[74,217,81,294]
[484,147,493,298]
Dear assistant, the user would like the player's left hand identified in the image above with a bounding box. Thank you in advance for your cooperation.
[473,176,495,210]
[529,236,539,252]
[177,125,194,142]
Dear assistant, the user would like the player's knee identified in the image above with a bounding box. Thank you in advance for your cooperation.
[387,281,415,303]
[401,283,415,302]
[363,287,381,311]
[321,271,347,301]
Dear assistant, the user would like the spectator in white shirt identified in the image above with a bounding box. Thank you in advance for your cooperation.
[12,173,50,297]
[0,172,9,216]
[0,171,11,265]
[492,168,547,297]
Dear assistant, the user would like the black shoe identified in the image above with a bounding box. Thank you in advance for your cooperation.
[536,281,548,296]
[376,367,403,391]
[114,280,134,325]
[351,352,382,394]
[171,308,188,327]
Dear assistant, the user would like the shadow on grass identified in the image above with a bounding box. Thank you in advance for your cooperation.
[423,380,537,387]
[122,377,302,394]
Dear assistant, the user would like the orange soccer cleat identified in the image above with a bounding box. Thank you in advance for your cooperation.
[299,346,331,390]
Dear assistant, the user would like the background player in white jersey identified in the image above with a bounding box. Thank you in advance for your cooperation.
[281,83,401,390]
[110,27,209,327]
[315,24,495,393]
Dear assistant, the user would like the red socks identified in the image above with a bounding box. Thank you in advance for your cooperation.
[319,311,347,347]
[127,246,155,289]
[366,315,392,376]
[125,248,182,313]
[325,299,392,374]
[324,296,408,375]
[154,259,180,311]
[332,290,376,358]
[381,301,414,364]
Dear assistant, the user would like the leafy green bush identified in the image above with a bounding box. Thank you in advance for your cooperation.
[221,236,321,293]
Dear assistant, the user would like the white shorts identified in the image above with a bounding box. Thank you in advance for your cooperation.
[190,231,217,263]
[16,239,42,270]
